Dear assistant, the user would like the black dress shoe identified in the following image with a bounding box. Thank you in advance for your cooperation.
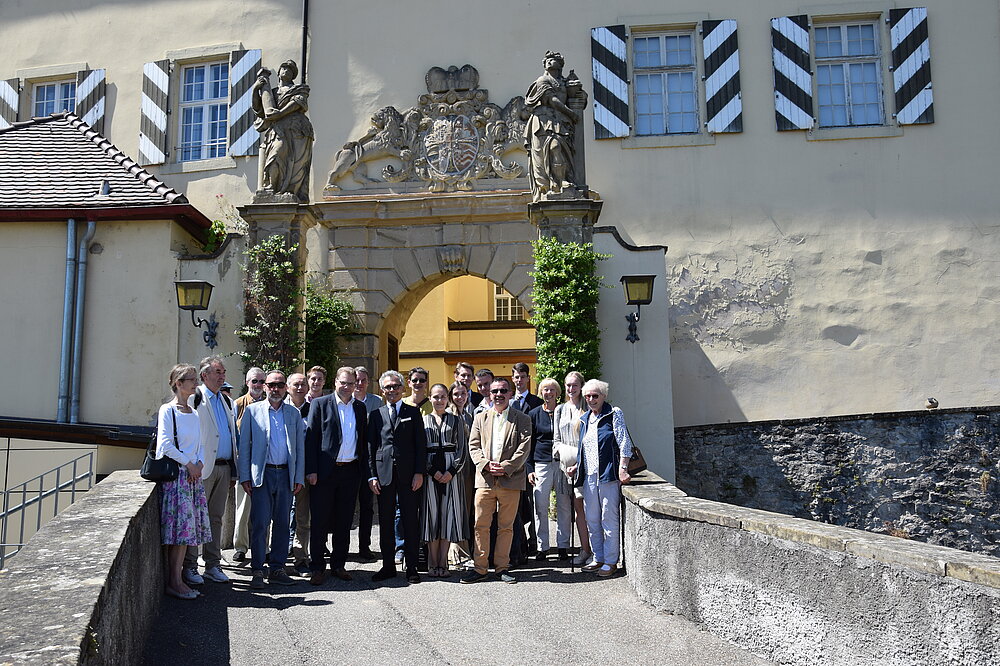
[406,570,421,584]
[460,571,489,584]
[332,568,353,582]
[357,549,376,562]
[534,551,548,562]
[557,548,569,560]
[372,568,397,582]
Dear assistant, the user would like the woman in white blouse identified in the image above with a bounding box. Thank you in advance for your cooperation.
[567,379,633,577]
[156,364,212,599]
[553,371,590,565]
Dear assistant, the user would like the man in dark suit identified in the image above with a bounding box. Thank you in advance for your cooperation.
[304,367,368,585]
[368,369,427,584]
[455,361,484,408]
[510,362,543,413]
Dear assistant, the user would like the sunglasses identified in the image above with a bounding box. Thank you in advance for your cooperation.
[266,382,286,388]
[382,383,402,390]
[490,388,509,395]
[250,379,265,384]
[410,377,427,384]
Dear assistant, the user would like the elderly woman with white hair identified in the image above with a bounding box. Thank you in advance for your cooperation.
[567,379,633,577]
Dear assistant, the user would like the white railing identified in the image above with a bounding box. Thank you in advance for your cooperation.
[1,451,94,568]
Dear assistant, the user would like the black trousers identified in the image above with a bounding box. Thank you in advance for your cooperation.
[309,462,361,572]
[376,468,421,573]
[357,479,374,551]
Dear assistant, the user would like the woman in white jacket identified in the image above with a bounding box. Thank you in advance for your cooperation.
[552,371,590,565]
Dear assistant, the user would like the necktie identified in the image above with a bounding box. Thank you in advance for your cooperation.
[391,403,398,426]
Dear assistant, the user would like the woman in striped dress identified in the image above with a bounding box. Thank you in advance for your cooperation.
[422,383,469,577]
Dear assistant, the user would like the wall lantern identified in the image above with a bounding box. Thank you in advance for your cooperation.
[175,280,219,350]
[620,275,656,343]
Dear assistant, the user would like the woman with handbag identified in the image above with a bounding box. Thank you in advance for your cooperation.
[553,371,590,565]
[156,364,212,600]
[567,379,633,578]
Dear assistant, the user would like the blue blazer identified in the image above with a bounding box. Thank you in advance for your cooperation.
[237,400,305,491]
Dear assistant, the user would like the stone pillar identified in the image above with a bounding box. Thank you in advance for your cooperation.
[528,198,603,244]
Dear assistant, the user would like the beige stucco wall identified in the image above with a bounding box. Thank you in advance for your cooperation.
[4,0,999,427]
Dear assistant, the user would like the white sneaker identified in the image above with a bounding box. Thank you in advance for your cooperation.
[182,567,204,585]
[203,565,230,583]
[572,551,593,566]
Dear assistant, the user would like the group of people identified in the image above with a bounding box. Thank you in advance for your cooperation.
[155,357,634,599]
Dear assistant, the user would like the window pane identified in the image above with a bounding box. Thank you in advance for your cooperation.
[846,24,877,56]
[209,63,229,100]
[817,65,848,127]
[183,66,206,102]
[664,35,693,66]
[34,84,55,116]
[58,82,76,113]
[815,26,842,59]
[634,37,662,68]
[667,72,697,133]
[635,73,665,135]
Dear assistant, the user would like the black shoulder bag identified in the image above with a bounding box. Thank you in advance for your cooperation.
[140,407,181,482]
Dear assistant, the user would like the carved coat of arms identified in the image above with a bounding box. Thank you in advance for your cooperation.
[325,65,526,194]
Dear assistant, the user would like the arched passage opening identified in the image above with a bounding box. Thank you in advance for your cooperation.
[392,275,536,384]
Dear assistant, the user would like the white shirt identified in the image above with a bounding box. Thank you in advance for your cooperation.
[491,407,509,460]
[157,403,202,465]
[336,396,358,461]
[583,411,600,475]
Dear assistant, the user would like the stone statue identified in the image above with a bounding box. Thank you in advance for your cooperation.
[326,106,422,190]
[253,60,314,202]
[524,51,588,201]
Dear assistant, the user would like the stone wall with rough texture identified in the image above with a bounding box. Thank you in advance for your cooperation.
[0,471,162,665]
[675,406,1000,557]
[623,476,1000,666]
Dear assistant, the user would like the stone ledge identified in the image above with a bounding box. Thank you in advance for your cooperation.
[623,473,1000,589]
[0,471,162,664]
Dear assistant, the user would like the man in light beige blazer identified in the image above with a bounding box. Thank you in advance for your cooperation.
[183,356,238,586]
[462,376,531,585]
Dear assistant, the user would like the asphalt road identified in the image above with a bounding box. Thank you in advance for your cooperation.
[145,525,775,666]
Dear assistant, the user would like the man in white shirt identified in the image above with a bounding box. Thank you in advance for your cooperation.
[184,356,237,586]
[238,371,305,589]
[304,367,369,584]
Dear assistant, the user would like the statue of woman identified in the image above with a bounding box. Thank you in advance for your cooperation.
[524,51,583,200]
[253,61,314,202]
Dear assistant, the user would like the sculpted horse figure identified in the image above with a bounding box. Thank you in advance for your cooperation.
[325,106,420,189]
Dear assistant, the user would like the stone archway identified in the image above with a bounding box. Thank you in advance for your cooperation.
[310,191,543,373]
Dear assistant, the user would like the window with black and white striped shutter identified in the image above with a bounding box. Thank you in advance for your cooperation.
[229,49,261,156]
[139,59,170,165]
[771,15,813,131]
[890,7,933,125]
[702,19,742,133]
[75,69,106,133]
[0,78,18,129]
[591,25,630,139]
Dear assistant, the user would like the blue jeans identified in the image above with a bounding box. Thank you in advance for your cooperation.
[395,506,404,554]
[249,466,293,572]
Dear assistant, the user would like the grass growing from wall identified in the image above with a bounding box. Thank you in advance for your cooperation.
[529,237,608,384]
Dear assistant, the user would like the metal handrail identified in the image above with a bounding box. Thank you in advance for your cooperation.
[0,450,94,569]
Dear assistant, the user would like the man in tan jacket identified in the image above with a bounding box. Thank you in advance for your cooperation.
[462,376,531,585]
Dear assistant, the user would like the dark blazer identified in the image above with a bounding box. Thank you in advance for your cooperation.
[367,400,427,486]
[469,390,485,407]
[304,394,368,482]
[510,391,543,413]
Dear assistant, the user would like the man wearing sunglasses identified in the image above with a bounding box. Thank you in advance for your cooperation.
[402,366,433,416]
[232,367,267,563]
[368,370,427,584]
[238,371,306,589]
[463,377,531,585]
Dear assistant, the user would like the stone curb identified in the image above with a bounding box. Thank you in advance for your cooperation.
[623,472,1000,590]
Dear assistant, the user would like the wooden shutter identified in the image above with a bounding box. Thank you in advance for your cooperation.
[75,68,106,132]
[139,59,170,165]
[771,15,813,130]
[702,19,742,133]
[0,78,18,129]
[591,25,630,139]
[229,48,261,156]
[890,7,933,125]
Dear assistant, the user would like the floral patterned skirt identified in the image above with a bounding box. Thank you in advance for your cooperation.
[160,467,212,546]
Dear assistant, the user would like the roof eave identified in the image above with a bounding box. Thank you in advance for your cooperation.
[0,204,213,244]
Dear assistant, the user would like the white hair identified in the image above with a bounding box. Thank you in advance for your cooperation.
[379,370,405,388]
[581,379,608,399]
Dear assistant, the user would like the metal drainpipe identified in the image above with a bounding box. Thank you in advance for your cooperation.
[56,219,78,423]
[69,220,97,424]
[301,0,309,84]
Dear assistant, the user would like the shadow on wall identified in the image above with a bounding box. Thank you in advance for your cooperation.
[670,342,747,427]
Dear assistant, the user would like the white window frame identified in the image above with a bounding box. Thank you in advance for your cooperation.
[494,285,525,322]
[32,79,76,117]
[632,31,700,136]
[177,60,229,162]
[814,21,885,128]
